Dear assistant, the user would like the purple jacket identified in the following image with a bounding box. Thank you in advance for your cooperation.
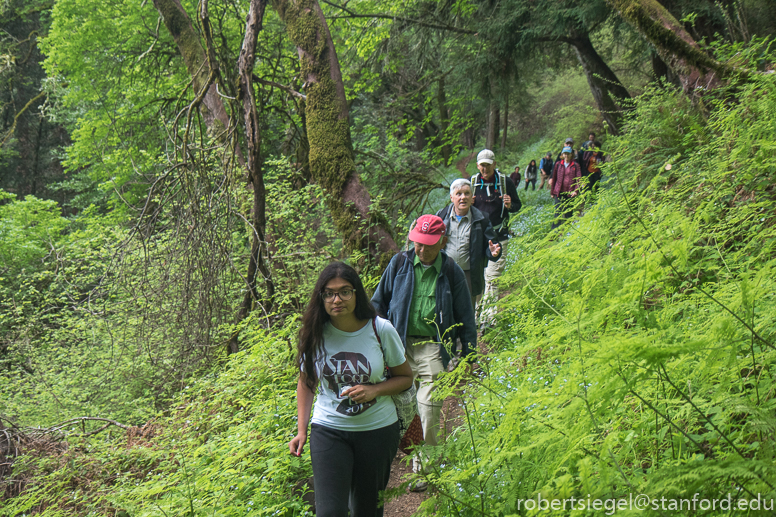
[551,160,582,197]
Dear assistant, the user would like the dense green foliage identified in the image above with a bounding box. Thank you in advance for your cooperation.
[1,315,309,516]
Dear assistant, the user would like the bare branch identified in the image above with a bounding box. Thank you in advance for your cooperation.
[321,0,477,35]
[252,74,307,100]
[40,417,131,434]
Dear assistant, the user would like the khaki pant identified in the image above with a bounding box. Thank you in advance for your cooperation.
[405,337,444,447]
[481,239,509,324]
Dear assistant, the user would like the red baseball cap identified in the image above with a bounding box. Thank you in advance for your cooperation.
[409,215,446,245]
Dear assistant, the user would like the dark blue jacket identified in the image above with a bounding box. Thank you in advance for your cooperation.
[371,250,476,368]
[435,204,499,297]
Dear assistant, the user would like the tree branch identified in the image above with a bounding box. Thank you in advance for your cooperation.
[252,74,307,100]
[321,0,477,35]
[37,417,130,435]
[0,91,47,148]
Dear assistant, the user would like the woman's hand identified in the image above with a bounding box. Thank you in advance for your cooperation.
[341,384,378,404]
[289,432,307,457]
[290,376,314,457]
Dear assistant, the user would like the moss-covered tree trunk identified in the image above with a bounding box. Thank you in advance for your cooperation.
[272,0,398,264]
[607,0,724,91]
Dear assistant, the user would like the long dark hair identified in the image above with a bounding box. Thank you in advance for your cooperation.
[297,262,376,391]
[529,159,537,167]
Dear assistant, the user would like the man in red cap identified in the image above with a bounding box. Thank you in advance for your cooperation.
[372,214,477,490]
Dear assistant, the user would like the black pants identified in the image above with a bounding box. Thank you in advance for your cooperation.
[524,178,536,190]
[310,421,400,517]
[551,193,575,229]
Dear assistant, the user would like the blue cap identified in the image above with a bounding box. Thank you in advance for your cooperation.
[562,146,573,153]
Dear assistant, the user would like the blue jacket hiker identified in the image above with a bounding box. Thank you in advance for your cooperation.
[371,248,477,367]
[372,215,477,473]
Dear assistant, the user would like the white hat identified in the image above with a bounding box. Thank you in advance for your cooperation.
[477,149,495,164]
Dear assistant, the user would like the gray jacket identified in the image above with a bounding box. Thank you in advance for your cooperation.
[436,204,500,297]
[371,250,476,368]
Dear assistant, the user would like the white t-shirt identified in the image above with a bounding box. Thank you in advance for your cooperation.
[309,317,406,431]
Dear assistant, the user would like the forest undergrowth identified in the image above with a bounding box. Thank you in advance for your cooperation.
[3,49,776,517]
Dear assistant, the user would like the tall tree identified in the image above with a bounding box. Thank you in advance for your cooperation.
[231,0,273,354]
[151,0,236,149]
[0,1,69,200]
[525,0,632,134]
[561,29,632,134]
[153,0,273,354]
[272,0,398,264]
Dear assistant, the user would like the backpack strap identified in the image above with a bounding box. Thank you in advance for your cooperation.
[372,316,391,379]
[498,171,507,218]
[395,250,409,270]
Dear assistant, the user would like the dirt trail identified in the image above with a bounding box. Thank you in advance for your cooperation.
[456,152,476,178]
[383,389,468,515]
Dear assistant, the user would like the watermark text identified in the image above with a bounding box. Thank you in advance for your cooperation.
[516,493,774,515]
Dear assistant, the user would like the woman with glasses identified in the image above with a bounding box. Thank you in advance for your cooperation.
[289,262,413,517]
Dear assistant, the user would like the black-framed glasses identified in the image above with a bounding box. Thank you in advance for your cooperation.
[321,289,354,302]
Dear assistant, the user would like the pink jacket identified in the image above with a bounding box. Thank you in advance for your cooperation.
[551,160,582,197]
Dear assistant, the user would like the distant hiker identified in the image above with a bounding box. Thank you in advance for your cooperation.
[555,137,576,164]
[579,132,598,171]
[539,152,553,189]
[581,141,604,192]
[471,149,521,325]
[524,160,538,191]
[510,166,521,189]
[550,146,582,229]
[436,178,502,312]
[290,262,413,516]
[581,132,596,152]
[372,214,477,491]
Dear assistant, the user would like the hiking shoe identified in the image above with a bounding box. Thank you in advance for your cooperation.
[409,480,428,492]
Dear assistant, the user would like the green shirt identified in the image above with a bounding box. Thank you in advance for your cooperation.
[407,252,442,337]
